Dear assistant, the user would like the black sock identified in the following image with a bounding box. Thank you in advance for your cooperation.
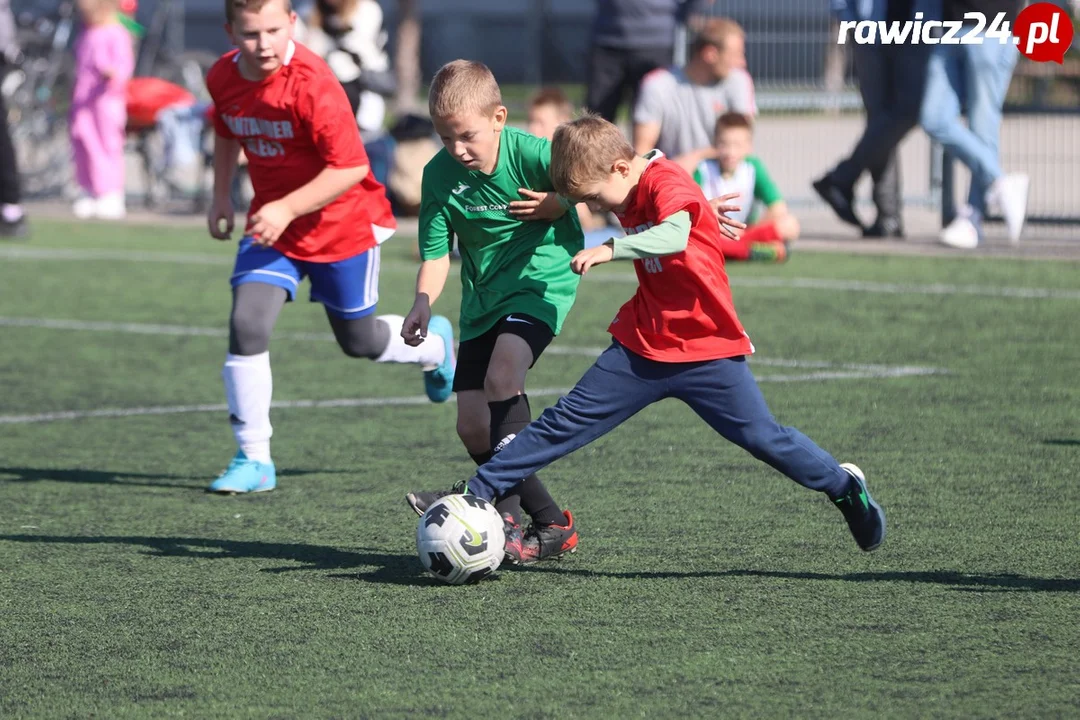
[488,395,564,527]
[470,449,521,523]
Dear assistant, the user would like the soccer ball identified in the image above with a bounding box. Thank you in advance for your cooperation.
[416,494,506,585]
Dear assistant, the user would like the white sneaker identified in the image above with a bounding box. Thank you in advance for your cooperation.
[95,192,127,220]
[989,173,1029,244]
[72,195,97,219]
[940,215,980,250]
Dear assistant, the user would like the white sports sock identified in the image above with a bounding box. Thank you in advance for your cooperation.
[222,352,273,464]
[374,315,446,369]
[2,204,24,222]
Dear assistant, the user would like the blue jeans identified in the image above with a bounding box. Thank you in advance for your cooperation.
[920,35,1018,216]
[467,341,851,502]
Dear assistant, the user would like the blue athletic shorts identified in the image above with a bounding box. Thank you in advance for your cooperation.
[230,237,381,319]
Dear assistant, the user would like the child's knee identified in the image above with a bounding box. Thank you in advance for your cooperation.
[335,332,382,359]
[456,416,489,452]
[230,310,273,355]
[483,366,524,399]
[778,214,800,241]
[735,418,786,458]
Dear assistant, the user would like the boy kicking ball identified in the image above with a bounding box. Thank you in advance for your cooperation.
[456,114,885,560]
[203,0,455,494]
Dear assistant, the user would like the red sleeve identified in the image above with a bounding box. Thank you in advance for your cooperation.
[646,161,707,223]
[295,72,369,169]
[205,62,234,139]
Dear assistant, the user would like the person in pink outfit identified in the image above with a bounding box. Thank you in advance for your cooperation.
[70,0,134,219]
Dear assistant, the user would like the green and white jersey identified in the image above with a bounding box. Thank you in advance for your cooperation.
[418,127,584,342]
[693,155,782,224]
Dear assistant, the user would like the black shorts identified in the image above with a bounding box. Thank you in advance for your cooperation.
[452,313,556,393]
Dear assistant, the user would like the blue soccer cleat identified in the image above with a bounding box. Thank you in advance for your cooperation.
[207,450,277,495]
[423,315,456,403]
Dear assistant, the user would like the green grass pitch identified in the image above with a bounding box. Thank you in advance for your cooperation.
[1,220,1078,717]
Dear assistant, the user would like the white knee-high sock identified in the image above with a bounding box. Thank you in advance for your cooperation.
[374,315,446,368]
[222,352,273,464]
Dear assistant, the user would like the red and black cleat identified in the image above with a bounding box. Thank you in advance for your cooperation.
[502,512,525,564]
[517,510,578,565]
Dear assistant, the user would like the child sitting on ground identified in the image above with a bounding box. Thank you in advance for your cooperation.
[694,112,799,263]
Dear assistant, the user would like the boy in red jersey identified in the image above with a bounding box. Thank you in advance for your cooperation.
[458,114,886,560]
[203,0,455,494]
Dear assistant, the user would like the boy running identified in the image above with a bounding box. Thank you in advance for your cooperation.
[401,61,583,562]
[457,114,886,561]
[204,0,455,494]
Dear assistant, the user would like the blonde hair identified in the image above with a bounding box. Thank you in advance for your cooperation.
[428,60,503,118]
[691,17,745,56]
[225,0,292,25]
[528,86,574,120]
[550,113,635,198]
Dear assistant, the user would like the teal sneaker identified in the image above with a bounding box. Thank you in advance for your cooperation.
[207,451,277,495]
[423,315,456,403]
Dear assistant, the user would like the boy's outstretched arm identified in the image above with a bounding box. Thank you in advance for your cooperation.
[247,164,370,246]
[208,134,241,240]
[403,254,452,346]
[571,210,691,275]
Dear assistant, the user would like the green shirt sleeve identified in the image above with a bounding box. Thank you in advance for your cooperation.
[418,163,453,260]
[748,155,782,206]
[610,211,691,260]
[518,131,556,193]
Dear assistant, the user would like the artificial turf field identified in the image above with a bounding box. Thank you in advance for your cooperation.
[1,220,1078,718]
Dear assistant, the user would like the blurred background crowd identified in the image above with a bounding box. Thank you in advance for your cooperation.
[1,0,1078,248]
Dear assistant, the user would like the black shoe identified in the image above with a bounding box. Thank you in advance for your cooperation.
[812,176,863,229]
[0,216,29,239]
[406,480,468,516]
[863,217,904,239]
[833,463,885,552]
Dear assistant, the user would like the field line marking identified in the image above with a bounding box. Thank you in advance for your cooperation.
[1,246,1078,299]
[0,316,945,376]
[0,367,946,426]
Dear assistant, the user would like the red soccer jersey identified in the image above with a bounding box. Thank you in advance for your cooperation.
[609,153,754,363]
[206,41,393,262]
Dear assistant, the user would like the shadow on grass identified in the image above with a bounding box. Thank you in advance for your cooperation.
[0,534,434,586]
[1043,439,1080,447]
[0,466,350,490]
[515,566,1080,593]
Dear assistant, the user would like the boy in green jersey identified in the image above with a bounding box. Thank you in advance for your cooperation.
[401,60,583,564]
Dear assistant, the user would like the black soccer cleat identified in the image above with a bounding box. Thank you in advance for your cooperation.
[834,463,886,552]
[406,480,468,516]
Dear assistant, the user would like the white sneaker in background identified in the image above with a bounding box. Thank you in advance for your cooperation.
[940,214,981,250]
[989,173,1029,245]
[95,192,127,220]
[72,195,97,219]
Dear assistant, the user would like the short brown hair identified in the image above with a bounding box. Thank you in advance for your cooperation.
[225,0,292,24]
[550,113,635,198]
[528,86,574,119]
[715,111,753,136]
[428,60,503,118]
[691,18,745,56]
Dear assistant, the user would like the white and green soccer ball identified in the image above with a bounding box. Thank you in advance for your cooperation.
[416,494,505,585]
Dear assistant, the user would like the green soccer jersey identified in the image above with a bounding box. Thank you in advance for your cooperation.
[418,126,584,342]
